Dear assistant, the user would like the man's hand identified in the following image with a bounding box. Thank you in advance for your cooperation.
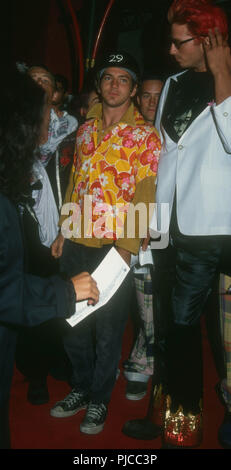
[203,28,231,75]
[116,247,131,266]
[71,272,99,305]
[51,232,65,259]
[203,28,231,104]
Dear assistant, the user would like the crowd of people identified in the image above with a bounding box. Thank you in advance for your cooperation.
[1,0,231,450]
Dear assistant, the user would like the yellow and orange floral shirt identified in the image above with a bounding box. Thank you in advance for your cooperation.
[60,103,161,254]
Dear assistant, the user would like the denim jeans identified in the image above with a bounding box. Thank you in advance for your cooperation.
[60,240,133,404]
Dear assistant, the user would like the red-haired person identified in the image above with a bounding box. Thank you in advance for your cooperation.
[150,0,231,448]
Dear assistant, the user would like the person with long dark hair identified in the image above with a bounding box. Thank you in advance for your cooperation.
[0,64,99,449]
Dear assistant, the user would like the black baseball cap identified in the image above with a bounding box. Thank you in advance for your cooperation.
[96,51,140,83]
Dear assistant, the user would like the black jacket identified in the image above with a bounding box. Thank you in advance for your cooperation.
[0,193,74,448]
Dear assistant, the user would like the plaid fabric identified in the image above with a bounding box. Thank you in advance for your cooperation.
[219,274,231,411]
[124,270,154,376]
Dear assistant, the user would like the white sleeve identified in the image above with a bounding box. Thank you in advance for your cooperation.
[32,161,59,248]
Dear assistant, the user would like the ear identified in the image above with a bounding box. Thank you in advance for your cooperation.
[130,84,138,98]
[204,36,210,46]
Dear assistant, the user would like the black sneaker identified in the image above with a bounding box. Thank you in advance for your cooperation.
[122,418,162,440]
[80,402,108,434]
[50,389,89,418]
[126,380,148,400]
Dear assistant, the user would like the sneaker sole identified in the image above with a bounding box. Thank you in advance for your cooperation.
[126,392,147,401]
[50,404,87,418]
[80,423,105,435]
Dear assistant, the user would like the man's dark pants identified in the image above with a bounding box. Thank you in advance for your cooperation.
[60,240,133,404]
[152,235,231,413]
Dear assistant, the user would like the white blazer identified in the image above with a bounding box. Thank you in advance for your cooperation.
[152,70,231,236]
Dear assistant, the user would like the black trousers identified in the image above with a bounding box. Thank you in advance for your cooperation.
[60,240,133,404]
[152,235,231,414]
[15,319,70,381]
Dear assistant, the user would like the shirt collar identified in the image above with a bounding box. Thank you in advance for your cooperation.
[86,102,138,126]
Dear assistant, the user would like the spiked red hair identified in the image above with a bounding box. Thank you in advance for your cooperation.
[168,0,228,39]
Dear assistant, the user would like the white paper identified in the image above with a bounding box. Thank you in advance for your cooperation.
[131,246,154,274]
[139,246,153,266]
[66,247,130,327]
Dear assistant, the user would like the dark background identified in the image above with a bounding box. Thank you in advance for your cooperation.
[1,0,231,93]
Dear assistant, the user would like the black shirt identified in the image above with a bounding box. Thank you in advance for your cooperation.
[162,69,215,143]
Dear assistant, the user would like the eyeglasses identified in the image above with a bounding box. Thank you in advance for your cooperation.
[170,37,198,50]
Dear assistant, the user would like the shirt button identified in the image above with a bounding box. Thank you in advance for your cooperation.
[178,144,184,150]
[223,112,229,117]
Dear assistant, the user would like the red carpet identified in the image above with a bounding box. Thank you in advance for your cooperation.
[10,317,225,450]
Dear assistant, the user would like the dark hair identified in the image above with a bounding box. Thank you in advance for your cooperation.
[67,70,99,120]
[0,64,45,203]
[54,73,69,92]
[141,71,165,83]
[28,64,56,88]
[28,63,50,71]
[75,90,98,111]
[136,72,165,98]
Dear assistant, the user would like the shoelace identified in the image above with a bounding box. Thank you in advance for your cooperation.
[63,390,84,406]
[87,403,106,420]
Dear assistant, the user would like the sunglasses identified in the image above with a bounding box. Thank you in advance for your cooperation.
[170,36,205,50]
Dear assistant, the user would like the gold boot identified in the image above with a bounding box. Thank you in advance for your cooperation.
[164,395,202,448]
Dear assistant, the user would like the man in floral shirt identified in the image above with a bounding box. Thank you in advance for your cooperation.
[50,51,160,434]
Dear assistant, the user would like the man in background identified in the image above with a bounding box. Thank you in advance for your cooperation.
[52,73,70,114]
[137,74,163,125]
[124,74,164,401]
